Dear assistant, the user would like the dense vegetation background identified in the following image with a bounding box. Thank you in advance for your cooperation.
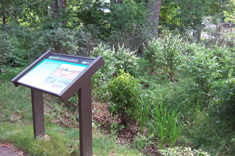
[0,0,235,155]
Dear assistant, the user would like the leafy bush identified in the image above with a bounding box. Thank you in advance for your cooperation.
[0,32,14,72]
[108,70,141,125]
[76,25,101,57]
[143,34,183,81]
[91,43,138,100]
[76,1,110,40]
[43,28,78,54]
[106,0,148,51]
[180,46,219,105]
[3,50,27,67]
[91,44,115,100]
[218,76,235,126]
[114,45,139,75]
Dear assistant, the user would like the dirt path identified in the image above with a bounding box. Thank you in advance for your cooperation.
[0,143,26,156]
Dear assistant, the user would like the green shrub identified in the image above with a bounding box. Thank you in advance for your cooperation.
[210,45,233,79]
[0,32,14,72]
[143,34,183,81]
[76,1,110,40]
[91,43,138,101]
[3,50,27,67]
[114,45,139,75]
[91,44,115,100]
[180,46,219,105]
[218,76,235,126]
[43,28,78,54]
[76,25,101,57]
[108,70,141,125]
[92,43,138,76]
[106,0,148,51]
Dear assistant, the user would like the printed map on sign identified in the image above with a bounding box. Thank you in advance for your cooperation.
[18,58,88,94]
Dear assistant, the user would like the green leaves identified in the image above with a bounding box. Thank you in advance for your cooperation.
[143,33,183,80]
[108,70,142,125]
[0,32,14,72]
[148,99,183,148]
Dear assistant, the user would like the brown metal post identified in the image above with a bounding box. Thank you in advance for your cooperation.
[79,78,92,156]
[31,89,45,138]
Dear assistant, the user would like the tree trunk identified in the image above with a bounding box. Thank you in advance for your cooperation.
[146,0,162,38]
[59,0,66,25]
[51,0,58,19]
[59,0,66,9]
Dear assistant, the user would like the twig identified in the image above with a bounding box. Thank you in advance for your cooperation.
[5,10,36,34]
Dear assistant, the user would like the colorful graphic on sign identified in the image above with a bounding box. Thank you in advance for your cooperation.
[18,56,88,94]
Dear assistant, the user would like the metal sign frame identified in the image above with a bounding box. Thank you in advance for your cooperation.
[11,50,104,156]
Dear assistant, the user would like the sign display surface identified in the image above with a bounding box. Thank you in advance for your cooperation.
[18,54,93,94]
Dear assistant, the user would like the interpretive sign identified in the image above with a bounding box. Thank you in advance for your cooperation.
[11,50,104,156]
[17,54,90,94]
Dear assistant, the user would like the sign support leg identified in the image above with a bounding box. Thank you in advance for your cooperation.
[79,79,92,156]
[31,89,45,138]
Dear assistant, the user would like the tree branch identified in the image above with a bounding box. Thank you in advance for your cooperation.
[5,10,36,34]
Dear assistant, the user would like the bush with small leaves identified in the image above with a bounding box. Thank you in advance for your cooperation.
[91,43,138,100]
[180,47,219,105]
[91,44,115,100]
[106,0,148,51]
[44,28,78,55]
[76,25,101,57]
[108,70,141,125]
[143,34,184,81]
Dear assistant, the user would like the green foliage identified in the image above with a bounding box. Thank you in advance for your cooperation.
[106,0,148,51]
[142,34,183,80]
[180,46,219,105]
[75,1,110,39]
[3,50,27,67]
[223,0,235,23]
[76,24,101,57]
[218,76,235,126]
[147,98,183,148]
[0,32,14,57]
[44,28,78,54]
[161,0,228,41]
[114,45,139,75]
[160,147,210,156]
[91,44,116,100]
[91,43,138,100]
[0,32,14,72]
[108,70,141,125]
